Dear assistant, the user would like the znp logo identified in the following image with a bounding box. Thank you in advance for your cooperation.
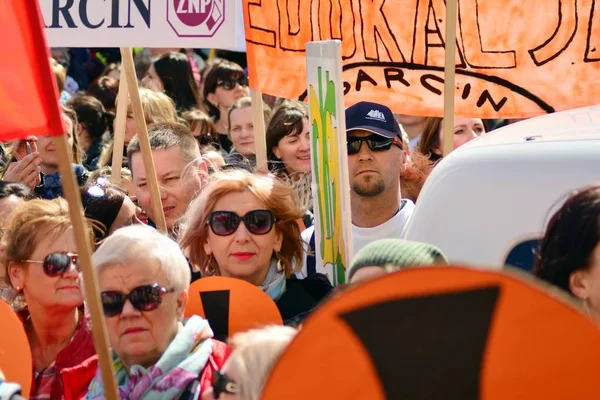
[167,0,225,37]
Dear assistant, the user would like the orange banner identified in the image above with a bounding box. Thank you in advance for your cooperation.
[243,0,600,118]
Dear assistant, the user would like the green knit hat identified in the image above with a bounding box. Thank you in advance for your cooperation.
[348,239,448,281]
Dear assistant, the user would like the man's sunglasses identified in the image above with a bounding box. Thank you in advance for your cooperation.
[21,252,80,277]
[212,370,239,398]
[346,135,403,155]
[100,283,174,317]
[216,76,249,91]
[208,210,276,236]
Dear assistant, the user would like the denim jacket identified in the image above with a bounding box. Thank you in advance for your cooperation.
[35,164,88,200]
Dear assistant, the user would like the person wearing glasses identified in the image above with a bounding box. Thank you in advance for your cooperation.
[83,225,231,399]
[202,325,297,400]
[179,169,333,324]
[2,198,97,399]
[299,101,416,282]
[202,61,250,153]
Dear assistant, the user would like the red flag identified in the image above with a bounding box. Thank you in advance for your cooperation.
[0,2,63,141]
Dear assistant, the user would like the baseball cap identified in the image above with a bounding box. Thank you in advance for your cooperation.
[346,101,402,139]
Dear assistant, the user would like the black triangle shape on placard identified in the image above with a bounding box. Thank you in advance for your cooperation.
[200,290,230,342]
[339,286,500,400]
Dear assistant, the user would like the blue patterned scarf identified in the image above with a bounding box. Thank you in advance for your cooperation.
[85,315,213,400]
[259,258,287,302]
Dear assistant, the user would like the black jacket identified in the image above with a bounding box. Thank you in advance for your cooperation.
[277,273,333,325]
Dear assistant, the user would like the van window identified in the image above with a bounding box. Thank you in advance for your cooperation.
[504,239,540,272]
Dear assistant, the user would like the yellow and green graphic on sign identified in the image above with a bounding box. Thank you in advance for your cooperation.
[309,67,347,286]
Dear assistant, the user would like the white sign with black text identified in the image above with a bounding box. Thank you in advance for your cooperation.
[40,0,244,50]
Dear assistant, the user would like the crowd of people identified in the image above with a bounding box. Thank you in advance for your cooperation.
[0,47,598,399]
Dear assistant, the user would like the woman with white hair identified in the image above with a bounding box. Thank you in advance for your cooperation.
[202,325,297,400]
[81,225,231,399]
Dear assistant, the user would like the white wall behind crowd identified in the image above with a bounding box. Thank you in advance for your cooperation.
[404,105,600,271]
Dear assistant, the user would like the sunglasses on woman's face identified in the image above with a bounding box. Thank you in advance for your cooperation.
[212,370,239,398]
[21,252,80,277]
[346,135,403,155]
[100,283,175,318]
[208,210,276,236]
[216,76,249,91]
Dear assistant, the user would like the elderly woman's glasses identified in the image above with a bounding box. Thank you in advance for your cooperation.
[212,370,239,398]
[100,283,175,317]
[208,210,276,236]
[21,252,79,277]
[346,135,402,155]
[216,76,249,91]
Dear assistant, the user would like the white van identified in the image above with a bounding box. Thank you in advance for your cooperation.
[404,105,600,271]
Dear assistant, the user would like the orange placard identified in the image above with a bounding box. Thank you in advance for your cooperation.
[185,277,283,341]
[0,302,32,397]
[261,266,600,400]
[243,0,600,118]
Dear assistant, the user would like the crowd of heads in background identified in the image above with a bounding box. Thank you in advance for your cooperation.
[1,47,600,400]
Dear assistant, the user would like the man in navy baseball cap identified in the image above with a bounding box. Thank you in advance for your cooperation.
[298,100,415,282]
[345,101,403,140]
[343,101,413,252]
[299,100,415,281]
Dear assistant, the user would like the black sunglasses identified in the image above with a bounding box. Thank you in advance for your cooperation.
[208,210,276,236]
[216,76,249,91]
[213,370,239,398]
[100,283,175,318]
[346,135,403,155]
[21,252,80,277]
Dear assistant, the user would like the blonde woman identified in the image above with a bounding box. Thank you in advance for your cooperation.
[3,198,97,398]
[179,169,332,324]
[98,88,179,167]
[224,97,271,171]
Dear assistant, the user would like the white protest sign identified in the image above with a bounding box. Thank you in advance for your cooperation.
[306,40,354,286]
[40,0,244,50]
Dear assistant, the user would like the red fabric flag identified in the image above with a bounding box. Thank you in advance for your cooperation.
[0,2,63,141]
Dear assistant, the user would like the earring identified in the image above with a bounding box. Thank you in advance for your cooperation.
[276,252,284,272]
[204,254,216,276]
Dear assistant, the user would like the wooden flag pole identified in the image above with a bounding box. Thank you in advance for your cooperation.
[442,0,458,157]
[120,47,167,233]
[111,69,129,182]
[208,48,216,62]
[55,135,119,400]
[250,89,268,173]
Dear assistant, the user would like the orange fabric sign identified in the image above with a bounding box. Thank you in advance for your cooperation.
[0,2,63,140]
[243,0,600,118]
[185,276,283,341]
[0,302,32,397]
[261,266,600,399]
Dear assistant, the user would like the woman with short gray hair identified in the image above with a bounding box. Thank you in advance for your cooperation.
[83,225,231,399]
